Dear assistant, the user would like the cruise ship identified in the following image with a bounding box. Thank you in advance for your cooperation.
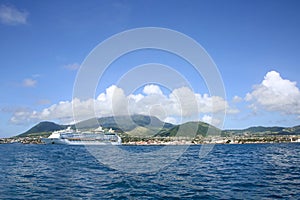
[41,126,122,145]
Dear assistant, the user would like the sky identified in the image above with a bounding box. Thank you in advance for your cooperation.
[0,0,300,137]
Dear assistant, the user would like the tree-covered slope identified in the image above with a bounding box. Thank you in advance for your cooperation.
[155,121,221,137]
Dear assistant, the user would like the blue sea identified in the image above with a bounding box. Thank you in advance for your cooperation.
[0,143,299,199]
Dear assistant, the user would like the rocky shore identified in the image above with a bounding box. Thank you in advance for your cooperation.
[0,137,43,144]
[1,135,300,145]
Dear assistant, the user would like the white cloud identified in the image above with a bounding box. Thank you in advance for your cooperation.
[233,95,243,103]
[11,100,75,125]
[0,4,28,25]
[169,87,198,116]
[201,115,221,127]
[143,84,163,95]
[128,94,144,102]
[163,117,178,124]
[227,108,240,114]
[63,63,80,71]
[96,85,128,116]
[201,115,212,124]
[11,84,232,126]
[22,78,37,87]
[246,71,300,115]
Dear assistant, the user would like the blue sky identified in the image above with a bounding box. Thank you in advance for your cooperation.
[1,0,300,137]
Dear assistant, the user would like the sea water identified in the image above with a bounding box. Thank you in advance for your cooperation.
[0,143,299,199]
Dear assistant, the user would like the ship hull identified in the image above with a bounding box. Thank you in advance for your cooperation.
[41,126,122,145]
[41,138,121,145]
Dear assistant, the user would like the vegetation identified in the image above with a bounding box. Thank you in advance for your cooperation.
[222,125,300,136]
[155,121,221,137]
[18,122,67,137]
[16,115,300,140]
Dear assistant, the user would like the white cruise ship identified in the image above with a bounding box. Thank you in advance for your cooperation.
[41,126,122,145]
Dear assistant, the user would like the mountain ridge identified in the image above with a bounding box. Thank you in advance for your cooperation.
[17,115,300,138]
[18,115,175,137]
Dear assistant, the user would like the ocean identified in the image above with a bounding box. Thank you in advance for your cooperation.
[0,143,299,199]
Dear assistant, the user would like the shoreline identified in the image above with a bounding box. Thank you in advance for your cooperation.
[1,135,300,145]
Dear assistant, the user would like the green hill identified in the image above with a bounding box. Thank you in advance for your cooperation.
[75,114,173,131]
[18,115,174,137]
[17,115,300,138]
[155,121,221,138]
[18,121,68,137]
[222,125,299,136]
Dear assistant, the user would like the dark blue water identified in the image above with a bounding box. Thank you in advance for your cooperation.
[0,143,299,199]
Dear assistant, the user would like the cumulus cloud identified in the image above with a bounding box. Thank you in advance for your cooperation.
[0,4,28,25]
[22,78,37,87]
[246,71,300,115]
[201,115,221,127]
[233,95,243,103]
[96,85,128,116]
[11,84,232,126]
[163,117,178,124]
[11,100,75,125]
[143,84,163,95]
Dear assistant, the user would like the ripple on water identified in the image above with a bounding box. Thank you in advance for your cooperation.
[0,143,299,199]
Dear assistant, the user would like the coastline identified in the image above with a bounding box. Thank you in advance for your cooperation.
[1,135,300,145]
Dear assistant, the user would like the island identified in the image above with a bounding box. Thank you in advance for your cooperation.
[1,115,300,145]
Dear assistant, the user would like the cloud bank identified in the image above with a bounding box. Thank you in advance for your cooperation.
[14,71,299,127]
[0,4,28,25]
[11,85,231,126]
[246,71,300,115]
